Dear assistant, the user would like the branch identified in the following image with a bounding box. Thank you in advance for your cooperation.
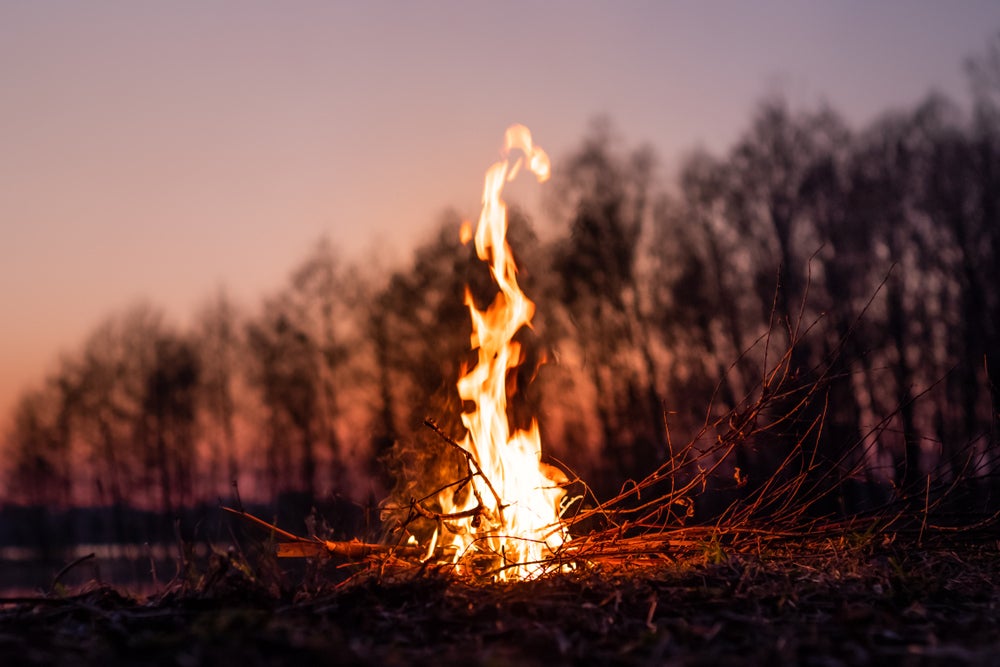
[222,506,424,559]
[423,418,506,515]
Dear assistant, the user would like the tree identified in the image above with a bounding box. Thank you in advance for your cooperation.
[548,119,665,491]
[650,149,760,430]
[244,237,361,498]
[370,216,483,503]
[70,304,164,508]
[193,289,244,497]
[139,332,200,513]
[5,385,72,506]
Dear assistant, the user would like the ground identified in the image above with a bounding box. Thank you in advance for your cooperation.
[1,538,998,666]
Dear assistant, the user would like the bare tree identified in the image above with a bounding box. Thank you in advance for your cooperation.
[193,289,244,497]
[548,119,665,492]
[139,332,200,513]
[5,385,71,506]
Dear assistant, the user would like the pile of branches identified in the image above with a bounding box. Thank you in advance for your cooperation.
[224,304,999,581]
[555,340,999,571]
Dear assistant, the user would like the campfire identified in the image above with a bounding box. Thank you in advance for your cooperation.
[227,125,571,580]
[222,121,986,585]
[429,124,568,579]
[223,123,851,579]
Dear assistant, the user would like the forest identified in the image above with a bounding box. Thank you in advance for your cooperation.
[4,43,1000,543]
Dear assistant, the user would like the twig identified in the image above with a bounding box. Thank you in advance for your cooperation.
[51,552,96,592]
[231,479,245,513]
[222,505,309,543]
[409,498,485,522]
[423,418,506,514]
[276,540,425,559]
[919,474,930,546]
[222,505,425,559]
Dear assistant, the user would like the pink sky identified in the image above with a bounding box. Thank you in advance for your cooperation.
[2,1,998,432]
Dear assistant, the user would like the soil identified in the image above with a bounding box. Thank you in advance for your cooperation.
[2,538,998,666]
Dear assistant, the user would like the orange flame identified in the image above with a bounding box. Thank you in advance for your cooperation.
[435,124,565,580]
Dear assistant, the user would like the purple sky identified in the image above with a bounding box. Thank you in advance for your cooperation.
[2,1,998,430]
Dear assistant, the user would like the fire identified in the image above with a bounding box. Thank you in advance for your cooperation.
[433,124,567,580]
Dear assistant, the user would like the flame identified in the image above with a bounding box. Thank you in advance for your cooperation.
[458,219,473,245]
[435,124,566,580]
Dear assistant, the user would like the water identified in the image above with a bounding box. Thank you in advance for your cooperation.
[0,542,215,598]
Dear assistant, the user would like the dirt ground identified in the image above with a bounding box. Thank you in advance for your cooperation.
[2,538,998,666]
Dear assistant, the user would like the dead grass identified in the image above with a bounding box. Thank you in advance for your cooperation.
[3,535,999,666]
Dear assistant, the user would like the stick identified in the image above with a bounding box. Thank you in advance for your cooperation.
[276,540,425,559]
[423,418,506,514]
[51,552,96,591]
[222,506,307,543]
[222,505,425,559]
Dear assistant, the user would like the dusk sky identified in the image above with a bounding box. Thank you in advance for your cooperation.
[2,1,999,431]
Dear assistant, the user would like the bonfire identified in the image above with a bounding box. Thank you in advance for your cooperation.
[229,125,571,580]
[223,124,1000,584]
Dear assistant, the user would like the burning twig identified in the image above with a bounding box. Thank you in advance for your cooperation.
[423,418,506,515]
[222,506,424,560]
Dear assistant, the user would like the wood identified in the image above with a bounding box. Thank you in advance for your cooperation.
[223,505,426,559]
[275,540,425,559]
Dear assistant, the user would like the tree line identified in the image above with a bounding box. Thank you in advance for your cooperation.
[5,40,1000,515]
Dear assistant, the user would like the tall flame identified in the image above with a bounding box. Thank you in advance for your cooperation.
[435,124,566,580]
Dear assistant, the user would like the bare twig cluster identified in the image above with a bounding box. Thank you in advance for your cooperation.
[225,287,999,577]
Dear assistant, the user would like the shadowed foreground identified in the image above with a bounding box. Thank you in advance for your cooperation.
[2,538,998,666]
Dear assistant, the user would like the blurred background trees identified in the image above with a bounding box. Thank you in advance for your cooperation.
[4,40,1000,524]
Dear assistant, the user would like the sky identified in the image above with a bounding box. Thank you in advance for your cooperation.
[2,0,999,432]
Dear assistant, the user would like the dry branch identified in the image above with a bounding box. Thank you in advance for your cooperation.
[224,286,998,575]
[222,506,424,559]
